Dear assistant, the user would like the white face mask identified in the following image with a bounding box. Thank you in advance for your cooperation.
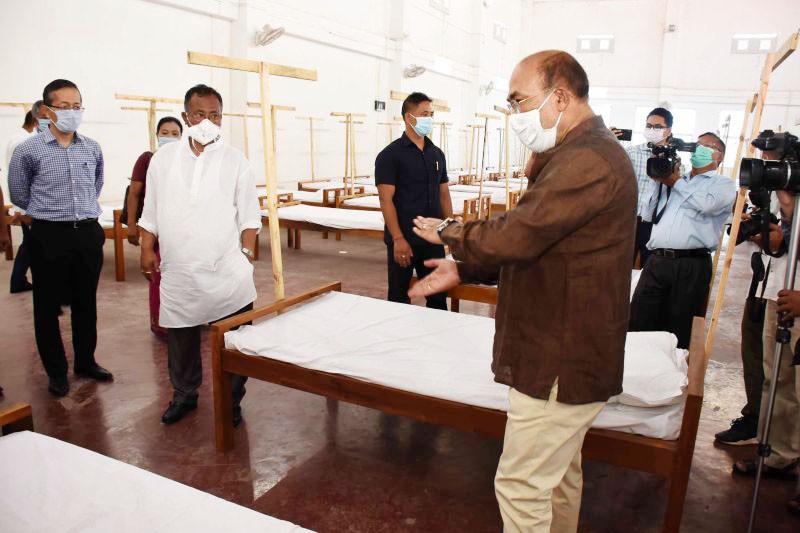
[186,118,220,146]
[509,91,562,153]
[643,128,666,144]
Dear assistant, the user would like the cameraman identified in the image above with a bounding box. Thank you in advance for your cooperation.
[629,132,736,348]
[715,191,786,445]
[731,188,800,492]
[615,107,674,268]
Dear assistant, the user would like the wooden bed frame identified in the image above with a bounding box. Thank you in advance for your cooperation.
[335,193,494,223]
[4,205,126,282]
[0,402,34,436]
[210,282,709,532]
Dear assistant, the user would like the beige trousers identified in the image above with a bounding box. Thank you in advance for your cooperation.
[760,300,800,468]
[495,383,605,533]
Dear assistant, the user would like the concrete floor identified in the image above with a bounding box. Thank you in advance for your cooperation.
[0,225,798,532]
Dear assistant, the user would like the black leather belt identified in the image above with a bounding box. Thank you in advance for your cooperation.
[652,248,709,259]
[33,218,98,228]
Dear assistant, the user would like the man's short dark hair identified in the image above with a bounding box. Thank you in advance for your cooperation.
[23,111,34,127]
[700,131,726,156]
[647,107,673,128]
[157,116,183,133]
[401,92,432,116]
[30,100,43,118]
[184,84,223,111]
[42,79,80,106]
[538,51,589,99]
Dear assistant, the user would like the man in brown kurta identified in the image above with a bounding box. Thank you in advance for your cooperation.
[411,51,636,532]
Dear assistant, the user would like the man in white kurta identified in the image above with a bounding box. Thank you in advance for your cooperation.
[138,84,261,426]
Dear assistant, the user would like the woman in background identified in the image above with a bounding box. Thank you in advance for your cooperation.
[126,116,182,339]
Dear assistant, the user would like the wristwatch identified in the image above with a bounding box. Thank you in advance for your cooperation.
[436,217,458,236]
[241,247,255,260]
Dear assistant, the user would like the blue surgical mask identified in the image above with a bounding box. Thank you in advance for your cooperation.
[37,118,51,133]
[50,108,83,134]
[411,115,433,137]
[157,136,180,148]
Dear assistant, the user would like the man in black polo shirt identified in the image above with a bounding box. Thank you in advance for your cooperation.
[375,92,453,309]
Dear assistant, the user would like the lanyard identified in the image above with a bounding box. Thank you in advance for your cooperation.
[651,183,671,224]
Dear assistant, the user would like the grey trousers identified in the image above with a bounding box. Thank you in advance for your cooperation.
[167,303,252,405]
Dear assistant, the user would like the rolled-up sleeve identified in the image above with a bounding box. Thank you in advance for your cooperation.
[235,159,262,233]
[94,145,104,196]
[137,162,158,236]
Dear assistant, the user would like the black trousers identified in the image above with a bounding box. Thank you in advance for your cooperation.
[167,303,253,406]
[10,223,31,290]
[27,220,104,378]
[629,254,712,349]
[633,218,653,268]
[740,298,766,422]
[386,243,447,310]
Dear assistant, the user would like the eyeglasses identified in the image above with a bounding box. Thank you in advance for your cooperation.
[506,90,549,114]
[187,111,222,122]
[47,104,84,112]
[645,124,667,130]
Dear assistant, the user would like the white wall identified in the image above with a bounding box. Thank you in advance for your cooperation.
[1,0,798,202]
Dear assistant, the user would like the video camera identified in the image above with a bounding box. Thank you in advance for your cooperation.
[740,130,800,192]
[647,138,698,179]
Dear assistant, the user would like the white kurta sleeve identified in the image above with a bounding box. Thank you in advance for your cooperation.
[137,158,159,236]
[235,159,263,234]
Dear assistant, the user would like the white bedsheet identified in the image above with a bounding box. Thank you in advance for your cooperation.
[263,204,385,231]
[300,181,378,194]
[0,431,311,533]
[225,292,687,440]
[99,203,123,230]
[342,194,473,216]
[447,185,508,203]
[257,186,325,204]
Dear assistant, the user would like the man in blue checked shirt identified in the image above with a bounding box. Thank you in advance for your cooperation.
[8,79,113,397]
[629,132,736,348]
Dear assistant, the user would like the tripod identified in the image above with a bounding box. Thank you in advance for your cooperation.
[747,193,800,532]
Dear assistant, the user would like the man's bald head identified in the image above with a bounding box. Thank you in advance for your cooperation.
[513,51,589,101]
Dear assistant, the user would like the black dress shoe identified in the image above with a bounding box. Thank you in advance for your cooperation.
[161,401,197,425]
[233,405,243,428]
[48,377,69,397]
[75,365,114,382]
[10,281,33,294]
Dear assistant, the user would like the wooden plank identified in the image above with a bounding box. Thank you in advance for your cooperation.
[330,111,367,117]
[771,30,799,71]
[0,402,33,435]
[119,106,172,112]
[188,51,317,80]
[389,90,451,112]
[115,93,183,104]
[248,102,296,112]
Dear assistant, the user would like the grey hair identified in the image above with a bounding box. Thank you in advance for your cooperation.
[30,99,44,117]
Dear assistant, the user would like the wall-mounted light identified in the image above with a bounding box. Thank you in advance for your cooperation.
[731,33,777,54]
[576,34,615,53]
[254,24,285,47]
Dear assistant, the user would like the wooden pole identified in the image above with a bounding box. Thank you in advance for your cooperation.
[187,50,317,302]
[222,112,260,159]
[331,111,366,194]
[705,39,794,355]
[296,116,323,181]
[116,93,183,152]
[494,105,512,210]
[475,113,501,216]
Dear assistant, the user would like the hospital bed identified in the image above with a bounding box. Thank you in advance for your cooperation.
[210,282,708,533]
[0,403,310,532]
[335,192,494,222]
[5,204,126,282]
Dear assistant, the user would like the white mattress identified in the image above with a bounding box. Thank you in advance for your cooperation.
[99,203,123,229]
[447,185,508,203]
[225,292,687,440]
[262,204,385,231]
[300,180,378,194]
[0,431,311,533]
[342,194,471,216]
[257,186,325,204]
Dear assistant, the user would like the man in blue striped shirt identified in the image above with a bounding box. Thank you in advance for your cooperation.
[8,79,113,397]
[629,132,736,348]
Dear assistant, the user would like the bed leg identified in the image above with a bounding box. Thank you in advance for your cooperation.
[451,298,460,313]
[335,232,342,241]
[253,231,260,261]
[113,210,125,282]
[4,225,13,261]
[661,395,702,532]
[322,231,329,239]
[212,357,235,453]
[287,228,294,249]
[295,230,302,250]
